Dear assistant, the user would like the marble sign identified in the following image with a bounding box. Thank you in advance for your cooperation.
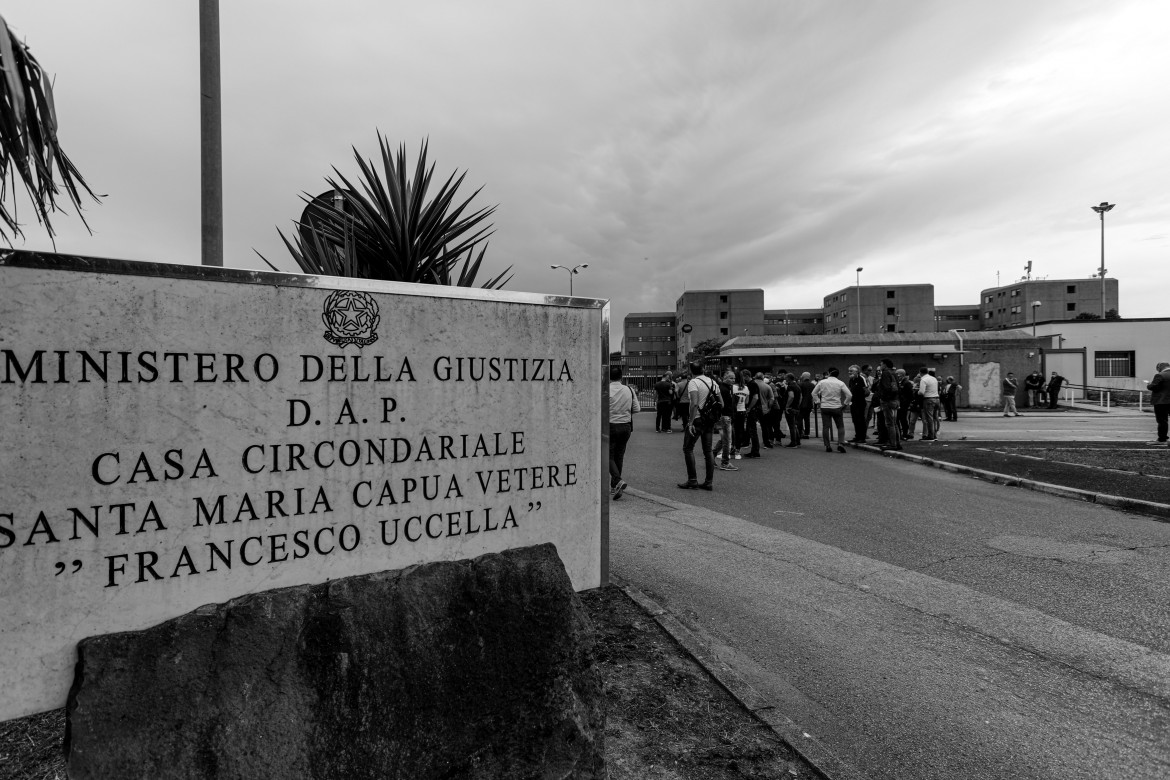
[0,252,608,720]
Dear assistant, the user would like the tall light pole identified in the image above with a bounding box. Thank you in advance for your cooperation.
[1031,300,1042,337]
[1091,202,1114,317]
[550,264,588,296]
[855,267,863,334]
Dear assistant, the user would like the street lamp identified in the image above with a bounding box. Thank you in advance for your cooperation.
[1031,300,1042,337]
[1090,202,1114,317]
[855,267,863,333]
[549,264,588,296]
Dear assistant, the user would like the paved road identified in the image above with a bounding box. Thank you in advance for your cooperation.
[610,411,1170,780]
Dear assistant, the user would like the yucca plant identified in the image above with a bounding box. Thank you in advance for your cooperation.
[264,133,511,290]
[0,13,99,242]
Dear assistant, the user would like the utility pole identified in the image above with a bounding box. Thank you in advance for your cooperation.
[200,0,223,267]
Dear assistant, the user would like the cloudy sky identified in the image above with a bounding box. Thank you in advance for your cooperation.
[7,1,1167,342]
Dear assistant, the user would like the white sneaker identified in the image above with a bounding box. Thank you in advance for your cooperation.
[734,451,742,460]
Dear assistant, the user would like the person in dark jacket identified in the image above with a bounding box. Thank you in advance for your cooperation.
[799,372,815,437]
[1148,361,1170,445]
[896,369,914,438]
[875,358,902,450]
[846,365,869,443]
[1024,371,1044,408]
[654,371,675,432]
[783,373,803,448]
[1046,371,1067,409]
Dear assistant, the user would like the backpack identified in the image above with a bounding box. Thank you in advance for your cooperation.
[694,377,724,431]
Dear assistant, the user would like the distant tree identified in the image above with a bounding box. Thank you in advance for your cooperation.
[0,13,99,242]
[1105,308,1120,320]
[1074,311,1102,320]
[264,134,510,289]
[691,337,727,358]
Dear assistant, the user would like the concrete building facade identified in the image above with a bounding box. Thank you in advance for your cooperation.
[675,289,764,366]
[822,284,937,335]
[622,311,676,386]
[764,308,825,336]
[980,277,1119,330]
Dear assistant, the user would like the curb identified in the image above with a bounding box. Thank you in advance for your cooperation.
[612,577,865,780]
[852,443,1170,521]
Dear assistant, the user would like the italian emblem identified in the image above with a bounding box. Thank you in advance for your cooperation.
[322,290,380,347]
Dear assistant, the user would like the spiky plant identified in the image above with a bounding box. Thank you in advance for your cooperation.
[0,13,99,242]
[265,134,511,290]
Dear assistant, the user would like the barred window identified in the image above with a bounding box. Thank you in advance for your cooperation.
[1094,351,1135,378]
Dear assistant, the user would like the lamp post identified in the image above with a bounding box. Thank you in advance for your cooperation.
[1090,202,1114,317]
[1031,300,1042,337]
[549,264,588,296]
[855,267,863,334]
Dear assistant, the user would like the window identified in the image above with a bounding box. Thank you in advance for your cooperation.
[886,307,896,315]
[984,311,993,319]
[1067,285,1076,294]
[1011,289,1020,297]
[1095,351,1135,378]
[887,290,896,299]
[985,296,993,304]
[886,324,896,332]
[719,295,727,303]
[719,311,728,320]
[1067,303,1076,312]
[719,327,728,336]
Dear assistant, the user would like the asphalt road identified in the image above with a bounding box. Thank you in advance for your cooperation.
[610,410,1170,780]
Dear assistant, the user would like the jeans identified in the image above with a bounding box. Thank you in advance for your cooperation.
[821,408,845,448]
[800,407,812,436]
[850,404,867,442]
[655,400,673,431]
[730,411,748,449]
[683,425,714,485]
[609,422,632,487]
[785,409,802,445]
[921,398,940,438]
[1154,404,1169,442]
[881,401,901,448]
[1003,394,1018,415]
[745,409,762,455]
[713,415,734,464]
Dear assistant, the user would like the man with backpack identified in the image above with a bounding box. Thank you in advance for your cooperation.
[679,360,720,491]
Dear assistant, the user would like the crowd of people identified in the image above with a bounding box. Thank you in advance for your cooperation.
[607,359,1169,498]
[620,360,966,494]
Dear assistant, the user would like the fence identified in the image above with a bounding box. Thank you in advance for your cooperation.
[1061,384,1151,411]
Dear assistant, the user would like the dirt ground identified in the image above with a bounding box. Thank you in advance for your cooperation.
[0,586,820,780]
[901,440,1170,506]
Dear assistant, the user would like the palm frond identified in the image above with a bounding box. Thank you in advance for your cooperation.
[0,13,100,242]
[273,132,509,290]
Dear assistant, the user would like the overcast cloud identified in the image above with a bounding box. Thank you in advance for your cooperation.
[6,1,1167,341]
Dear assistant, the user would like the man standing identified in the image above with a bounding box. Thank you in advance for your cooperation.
[1147,361,1170,445]
[846,365,870,444]
[1002,372,1020,417]
[654,371,675,433]
[741,369,762,458]
[896,369,914,438]
[1024,371,1043,408]
[917,367,940,439]
[782,373,803,447]
[712,370,739,470]
[1046,371,1067,409]
[755,372,777,448]
[876,358,902,451]
[799,372,815,437]
[812,368,852,453]
[679,360,717,490]
[608,364,640,499]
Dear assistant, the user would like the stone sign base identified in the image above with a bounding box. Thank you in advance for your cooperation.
[65,544,606,779]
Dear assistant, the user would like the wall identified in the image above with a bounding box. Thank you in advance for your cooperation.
[1035,318,1170,392]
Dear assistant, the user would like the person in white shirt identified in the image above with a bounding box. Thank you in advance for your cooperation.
[608,364,640,499]
[811,367,852,453]
[679,360,718,490]
[916,368,940,440]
